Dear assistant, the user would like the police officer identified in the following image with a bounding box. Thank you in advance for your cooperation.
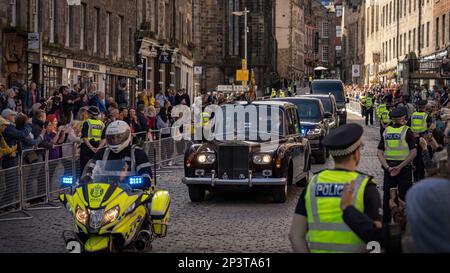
[379,104,391,138]
[377,107,417,224]
[79,106,106,176]
[364,92,374,126]
[359,94,366,117]
[376,99,388,122]
[279,89,286,98]
[289,124,382,253]
[271,89,277,98]
[83,120,154,191]
[408,100,432,181]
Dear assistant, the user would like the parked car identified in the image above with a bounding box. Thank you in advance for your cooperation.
[310,79,348,125]
[299,94,339,129]
[274,97,330,164]
[182,101,311,203]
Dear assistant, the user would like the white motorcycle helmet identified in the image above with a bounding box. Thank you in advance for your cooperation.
[106,120,132,153]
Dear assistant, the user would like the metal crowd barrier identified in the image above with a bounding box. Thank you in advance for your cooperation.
[0,130,193,222]
[347,98,362,116]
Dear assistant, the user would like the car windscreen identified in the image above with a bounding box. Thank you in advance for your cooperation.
[311,82,345,103]
[296,100,322,122]
[214,105,284,141]
[316,98,333,113]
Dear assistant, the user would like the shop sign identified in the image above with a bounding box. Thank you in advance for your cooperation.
[28,53,65,67]
[66,59,106,73]
[108,67,138,78]
[28,32,40,50]
[159,52,171,64]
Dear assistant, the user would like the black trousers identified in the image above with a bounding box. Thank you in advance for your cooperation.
[382,165,413,224]
[413,138,425,182]
[365,107,374,125]
[79,144,95,177]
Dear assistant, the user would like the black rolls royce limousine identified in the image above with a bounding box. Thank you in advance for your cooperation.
[182,101,312,203]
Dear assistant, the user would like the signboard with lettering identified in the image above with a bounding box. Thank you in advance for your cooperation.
[28,32,40,50]
[66,59,106,73]
[194,66,203,75]
[28,53,65,67]
[352,65,360,78]
[216,85,252,92]
[159,52,171,64]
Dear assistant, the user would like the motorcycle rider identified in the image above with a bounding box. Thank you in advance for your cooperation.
[83,120,154,191]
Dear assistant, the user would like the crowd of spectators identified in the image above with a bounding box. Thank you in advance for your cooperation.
[0,81,192,171]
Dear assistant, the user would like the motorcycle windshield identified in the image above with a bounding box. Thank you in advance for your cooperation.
[90,160,138,185]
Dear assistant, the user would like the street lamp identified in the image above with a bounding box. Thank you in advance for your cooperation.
[232,8,250,78]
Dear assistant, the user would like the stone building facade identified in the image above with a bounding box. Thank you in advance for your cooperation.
[192,0,278,95]
[1,0,140,102]
[137,0,194,98]
[312,0,336,73]
[276,0,305,84]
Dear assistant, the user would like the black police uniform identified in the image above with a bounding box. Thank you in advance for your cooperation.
[378,107,416,224]
[406,100,432,182]
[84,146,153,190]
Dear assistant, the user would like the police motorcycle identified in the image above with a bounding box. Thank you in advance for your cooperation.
[58,160,170,253]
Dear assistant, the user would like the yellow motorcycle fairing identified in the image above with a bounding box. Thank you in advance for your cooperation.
[60,183,151,252]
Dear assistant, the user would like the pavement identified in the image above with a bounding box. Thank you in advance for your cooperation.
[0,113,383,253]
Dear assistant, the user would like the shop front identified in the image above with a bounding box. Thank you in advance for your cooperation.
[107,67,138,106]
[28,53,65,98]
[66,59,106,93]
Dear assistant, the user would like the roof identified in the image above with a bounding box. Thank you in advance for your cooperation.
[271,97,322,104]
[312,79,343,83]
[300,94,336,99]
[228,100,295,108]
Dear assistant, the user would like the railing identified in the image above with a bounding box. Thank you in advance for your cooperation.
[0,129,193,222]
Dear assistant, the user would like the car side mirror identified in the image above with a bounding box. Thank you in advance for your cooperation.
[324,112,333,119]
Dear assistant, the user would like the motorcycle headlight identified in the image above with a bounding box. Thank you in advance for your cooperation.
[75,206,89,225]
[197,153,216,164]
[103,206,120,226]
[253,154,272,164]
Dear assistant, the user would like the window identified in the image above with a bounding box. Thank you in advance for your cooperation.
[49,0,55,43]
[408,30,411,52]
[399,0,402,18]
[389,2,392,25]
[393,0,396,22]
[80,3,87,50]
[322,45,329,62]
[400,34,402,54]
[336,25,342,37]
[129,28,133,57]
[336,5,342,17]
[394,37,396,58]
[443,14,446,45]
[414,0,416,11]
[106,12,111,55]
[151,0,158,34]
[404,0,407,16]
[413,28,415,51]
[322,21,329,38]
[382,6,385,26]
[93,8,99,54]
[376,6,379,32]
[436,17,440,48]
[404,33,406,53]
[335,45,342,58]
[422,23,425,48]
[371,6,375,33]
[118,16,123,59]
[427,21,430,47]
[409,0,411,13]
[65,5,70,47]
[389,39,391,60]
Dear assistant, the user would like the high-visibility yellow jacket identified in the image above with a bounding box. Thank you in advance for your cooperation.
[383,125,411,161]
[305,169,374,253]
[410,112,428,134]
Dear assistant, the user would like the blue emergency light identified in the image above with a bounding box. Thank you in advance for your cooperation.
[128,176,144,187]
[301,128,307,136]
[61,176,74,187]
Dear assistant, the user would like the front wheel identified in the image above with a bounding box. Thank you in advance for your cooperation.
[188,185,206,202]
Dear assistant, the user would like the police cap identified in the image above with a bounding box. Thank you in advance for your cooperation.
[390,106,408,119]
[322,124,364,157]
[87,106,100,116]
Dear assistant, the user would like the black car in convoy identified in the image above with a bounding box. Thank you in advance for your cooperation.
[274,97,331,164]
[183,101,311,203]
[300,94,339,129]
[311,79,348,125]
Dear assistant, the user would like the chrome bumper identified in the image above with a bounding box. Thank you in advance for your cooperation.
[182,170,286,187]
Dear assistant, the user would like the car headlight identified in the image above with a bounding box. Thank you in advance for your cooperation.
[75,206,89,225]
[253,154,272,164]
[307,128,322,136]
[103,206,120,226]
[197,153,216,164]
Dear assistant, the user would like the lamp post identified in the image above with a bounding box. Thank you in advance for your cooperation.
[232,8,250,88]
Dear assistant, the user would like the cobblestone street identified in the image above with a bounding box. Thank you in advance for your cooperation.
[0,113,384,253]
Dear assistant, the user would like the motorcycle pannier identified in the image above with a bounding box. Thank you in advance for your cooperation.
[150,190,170,237]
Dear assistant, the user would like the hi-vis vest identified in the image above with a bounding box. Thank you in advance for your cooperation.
[365,97,373,108]
[200,112,210,127]
[376,103,387,118]
[305,170,373,253]
[410,112,428,134]
[83,119,104,143]
[380,109,391,124]
[279,90,286,98]
[383,125,410,161]
[360,96,366,104]
[271,89,277,98]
